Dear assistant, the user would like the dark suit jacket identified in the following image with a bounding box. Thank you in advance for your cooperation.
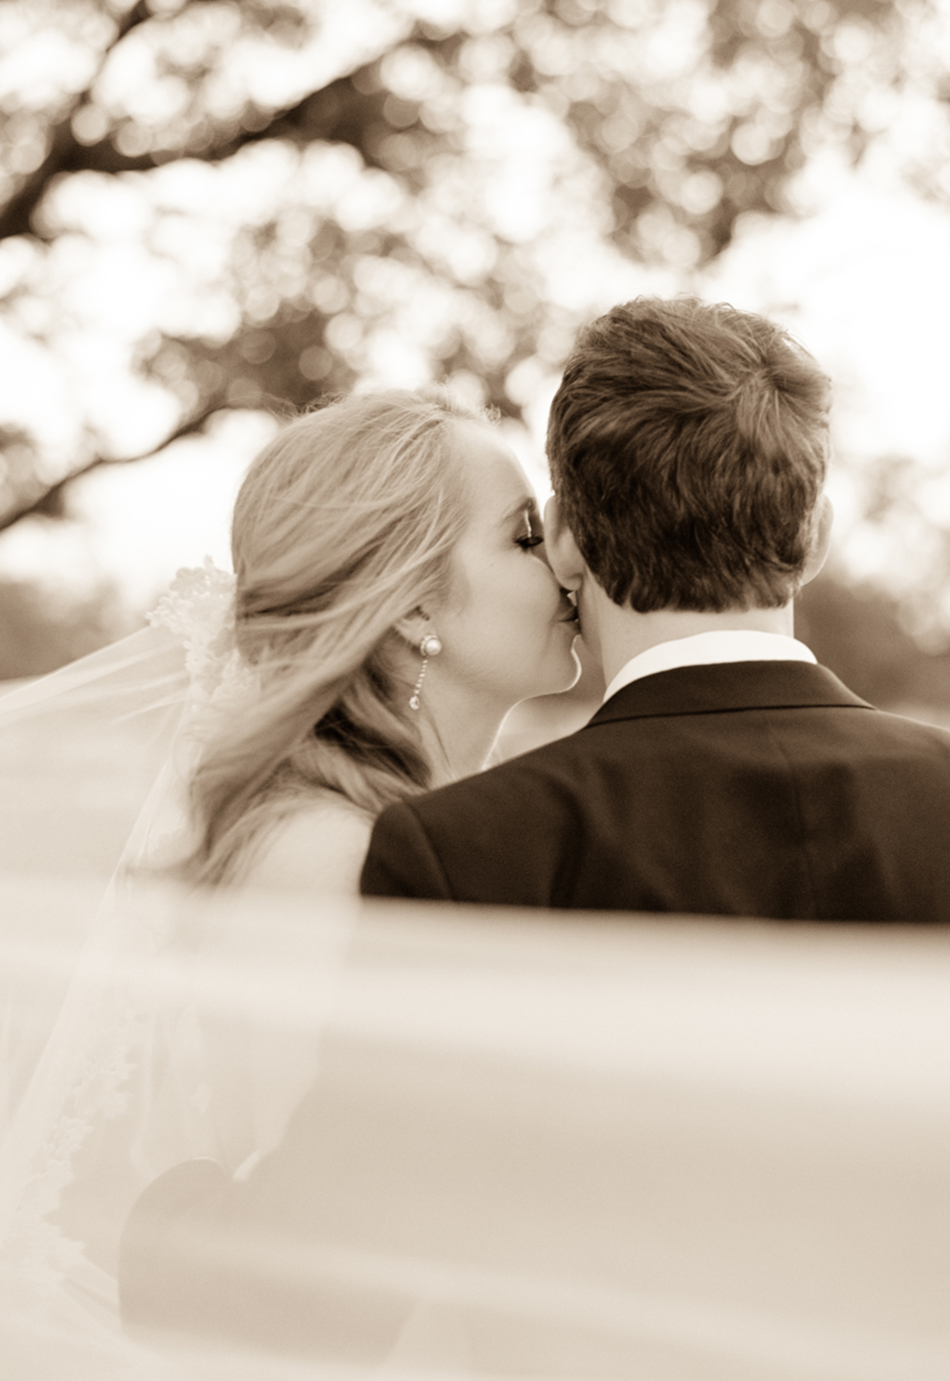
[361,661,950,921]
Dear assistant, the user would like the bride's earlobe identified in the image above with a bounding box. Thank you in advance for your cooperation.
[393,609,432,648]
[393,611,443,710]
[409,630,441,711]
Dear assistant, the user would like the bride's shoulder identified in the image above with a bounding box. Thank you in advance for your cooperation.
[238,790,374,895]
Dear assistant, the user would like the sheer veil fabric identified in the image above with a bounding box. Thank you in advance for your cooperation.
[4,584,950,1380]
[0,563,359,1376]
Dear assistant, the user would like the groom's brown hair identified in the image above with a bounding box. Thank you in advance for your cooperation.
[546,296,830,611]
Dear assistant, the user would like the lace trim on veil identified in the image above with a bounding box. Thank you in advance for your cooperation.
[146,556,253,712]
[0,889,165,1293]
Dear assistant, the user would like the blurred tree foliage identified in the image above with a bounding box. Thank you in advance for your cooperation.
[797,570,950,718]
[1,0,945,523]
[1,0,950,701]
[0,572,124,677]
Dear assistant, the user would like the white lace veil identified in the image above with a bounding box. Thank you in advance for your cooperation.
[0,561,354,1376]
[0,556,243,879]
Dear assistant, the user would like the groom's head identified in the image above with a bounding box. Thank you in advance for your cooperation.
[546,296,830,613]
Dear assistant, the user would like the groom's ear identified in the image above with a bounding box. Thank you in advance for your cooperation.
[544,494,586,592]
[801,494,834,587]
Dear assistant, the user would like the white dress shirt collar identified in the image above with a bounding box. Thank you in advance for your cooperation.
[602,630,817,704]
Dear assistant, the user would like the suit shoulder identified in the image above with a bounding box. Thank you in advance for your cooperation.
[868,708,950,751]
[401,725,595,823]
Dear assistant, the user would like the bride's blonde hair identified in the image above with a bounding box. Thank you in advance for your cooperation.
[181,386,483,885]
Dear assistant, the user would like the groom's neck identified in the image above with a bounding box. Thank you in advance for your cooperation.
[592,600,797,690]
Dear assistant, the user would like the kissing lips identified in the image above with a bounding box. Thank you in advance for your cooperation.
[558,590,580,626]
[558,599,580,634]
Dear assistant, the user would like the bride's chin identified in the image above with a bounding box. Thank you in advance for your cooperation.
[563,643,583,691]
[539,643,583,697]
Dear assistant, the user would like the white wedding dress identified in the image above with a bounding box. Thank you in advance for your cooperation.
[0,564,375,1378]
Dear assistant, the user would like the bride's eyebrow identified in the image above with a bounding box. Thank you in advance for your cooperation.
[503,498,540,527]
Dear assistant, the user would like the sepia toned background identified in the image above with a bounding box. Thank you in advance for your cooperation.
[1,0,950,722]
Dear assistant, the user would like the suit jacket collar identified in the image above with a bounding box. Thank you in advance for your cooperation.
[588,660,873,727]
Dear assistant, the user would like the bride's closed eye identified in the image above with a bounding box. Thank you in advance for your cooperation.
[515,506,544,550]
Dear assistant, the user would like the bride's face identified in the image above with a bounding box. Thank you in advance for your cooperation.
[429,421,581,711]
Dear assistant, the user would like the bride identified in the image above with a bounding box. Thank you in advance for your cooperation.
[0,384,580,1371]
[173,384,580,894]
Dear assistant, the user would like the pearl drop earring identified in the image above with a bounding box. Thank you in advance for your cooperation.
[409,632,442,710]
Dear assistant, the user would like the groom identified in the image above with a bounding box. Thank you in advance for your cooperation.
[362,296,950,921]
